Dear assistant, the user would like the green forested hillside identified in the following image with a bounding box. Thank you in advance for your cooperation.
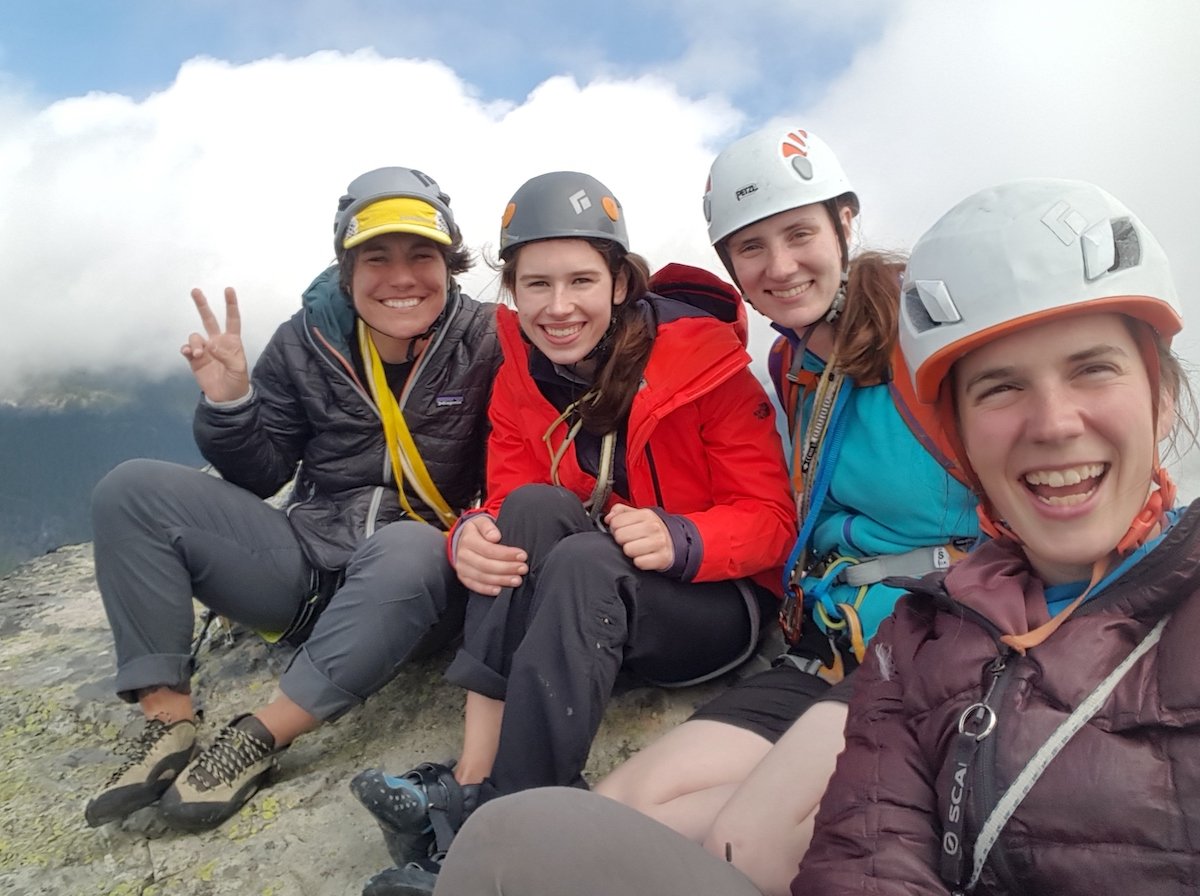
[0,374,202,574]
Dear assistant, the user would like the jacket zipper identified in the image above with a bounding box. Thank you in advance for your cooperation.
[644,443,664,505]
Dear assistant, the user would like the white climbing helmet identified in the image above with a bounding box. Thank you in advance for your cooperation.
[703,125,858,247]
[900,178,1182,404]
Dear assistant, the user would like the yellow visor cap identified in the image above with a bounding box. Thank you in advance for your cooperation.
[343,197,453,249]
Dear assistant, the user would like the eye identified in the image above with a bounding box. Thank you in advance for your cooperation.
[733,241,761,257]
[971,381,1019,404]
[572,275,597,286]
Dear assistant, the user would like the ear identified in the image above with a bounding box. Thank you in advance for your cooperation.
[838,203,856,238]
[612,266,629,306]
[1155,383,1176,444]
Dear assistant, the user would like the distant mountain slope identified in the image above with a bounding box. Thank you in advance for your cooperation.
[0,373,202,574]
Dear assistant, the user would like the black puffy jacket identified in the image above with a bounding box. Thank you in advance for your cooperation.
[193,266,500,571]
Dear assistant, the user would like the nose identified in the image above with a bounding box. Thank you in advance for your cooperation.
[764,243,798,281]
[545,283,572,317]
[385,258,417,286]
[1026,382,1086,444]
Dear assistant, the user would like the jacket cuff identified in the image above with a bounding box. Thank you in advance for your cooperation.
[651,508,703,581]
[448,510,496,565]
[201,385,255,410]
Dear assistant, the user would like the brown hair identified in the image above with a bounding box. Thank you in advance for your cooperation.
[500,238,653,434]
[337,235,473,295]
[816,197,903,386]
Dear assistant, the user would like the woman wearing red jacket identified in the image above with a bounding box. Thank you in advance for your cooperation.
[353,171,795,895]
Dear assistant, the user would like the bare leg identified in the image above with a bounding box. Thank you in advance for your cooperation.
[456,690,503,784]
[702,701,847,896]
[594,719,772,840]
[138,686,195,724]
[254,692,320,747]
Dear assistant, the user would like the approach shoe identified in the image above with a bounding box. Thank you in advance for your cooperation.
[84,717,198,827]
[362,854,444,896]
[351,762,478,866]
[158,714,280,831]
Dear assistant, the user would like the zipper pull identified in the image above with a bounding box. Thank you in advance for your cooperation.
[958,653,1007,742]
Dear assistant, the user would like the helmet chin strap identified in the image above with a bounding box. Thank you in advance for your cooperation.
[983,463,1175,655]
[978,463,1175,557]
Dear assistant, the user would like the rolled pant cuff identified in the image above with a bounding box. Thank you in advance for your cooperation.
[279,646,364,722]
[445,648,507,700]
[115,653,194,703]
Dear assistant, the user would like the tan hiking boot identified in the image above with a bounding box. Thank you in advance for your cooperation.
[85,717,198,827]
[158,714,280,831]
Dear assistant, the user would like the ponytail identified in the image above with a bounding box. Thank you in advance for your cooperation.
[832,249,905,386]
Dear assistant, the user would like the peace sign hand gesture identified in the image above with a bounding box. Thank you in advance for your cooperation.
[182,287,251,403]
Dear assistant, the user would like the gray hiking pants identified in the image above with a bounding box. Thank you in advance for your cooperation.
[434,787,764,895]
[91,459,464,721]
[445,484,767,796]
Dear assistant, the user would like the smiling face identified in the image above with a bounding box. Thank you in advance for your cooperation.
[954,312,1170,584]
[511,238,627,366]
[351,233,449,362]
[724,202,853,334]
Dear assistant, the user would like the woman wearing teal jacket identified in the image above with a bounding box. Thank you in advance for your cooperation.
[594,125,979,895]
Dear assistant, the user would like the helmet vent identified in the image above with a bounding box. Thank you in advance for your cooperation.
[1110,216,1141,271]
[904,287,939,333]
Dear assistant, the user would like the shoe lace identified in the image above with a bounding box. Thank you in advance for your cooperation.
[107,718,170,785]
[186,723,273,790]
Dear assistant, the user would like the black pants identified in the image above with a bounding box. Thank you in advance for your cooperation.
[445,484,763,796]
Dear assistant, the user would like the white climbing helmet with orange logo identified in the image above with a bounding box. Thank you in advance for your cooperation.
[703,125,859,247]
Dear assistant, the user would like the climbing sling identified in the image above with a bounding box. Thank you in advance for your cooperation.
[358,320,457,530]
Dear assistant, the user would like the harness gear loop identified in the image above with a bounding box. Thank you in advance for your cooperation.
[358,321,457,530]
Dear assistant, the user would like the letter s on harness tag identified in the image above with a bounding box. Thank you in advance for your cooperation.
[934,545,952,569]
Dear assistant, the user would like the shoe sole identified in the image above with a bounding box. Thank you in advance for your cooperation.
[85,741,199,827]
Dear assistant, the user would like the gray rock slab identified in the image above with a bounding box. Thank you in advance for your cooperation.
[0,543,757,894]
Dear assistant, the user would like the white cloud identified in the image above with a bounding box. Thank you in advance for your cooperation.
[0,50,739,399]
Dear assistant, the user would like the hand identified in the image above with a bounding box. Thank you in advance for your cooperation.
[453,516,529,596]
[605,504,674,572]
[181,287,251,403]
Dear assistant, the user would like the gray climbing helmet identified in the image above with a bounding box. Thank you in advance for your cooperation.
[333,167,459,256]
[499,171,629,259]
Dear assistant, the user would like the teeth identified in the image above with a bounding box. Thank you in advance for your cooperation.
[1024,463,1105,487]
[545,324,582,338]
[771,283,811,299]
[1039,492,1093,507]
[383,298,419,309]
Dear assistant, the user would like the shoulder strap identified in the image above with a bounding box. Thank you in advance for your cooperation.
[768,336,800,433]
[888,341,970,487]
[957,614,1170,893]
